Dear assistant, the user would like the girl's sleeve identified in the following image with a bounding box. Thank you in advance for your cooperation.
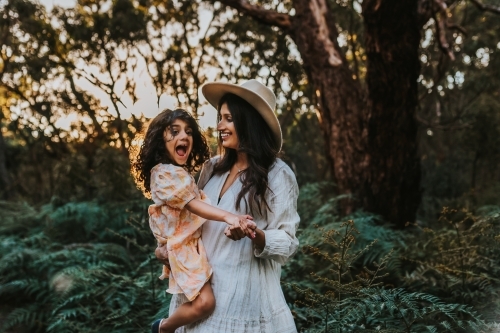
[254,164,300,265]
[151,164,196,210]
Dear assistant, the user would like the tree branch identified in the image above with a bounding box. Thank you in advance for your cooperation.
[469,0,500,14]
[433,0,455,61]
[446,23,467,35]
[349,0,360,80]
[216,0,291,30]
[195,6,222,79]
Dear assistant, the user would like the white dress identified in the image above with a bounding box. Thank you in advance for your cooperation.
[169,157,300,333]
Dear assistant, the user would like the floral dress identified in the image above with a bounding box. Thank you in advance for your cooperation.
[148,163,212,301]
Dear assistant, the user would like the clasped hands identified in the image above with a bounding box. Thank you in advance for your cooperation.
[225,214,257,240]
[155,214,256,267]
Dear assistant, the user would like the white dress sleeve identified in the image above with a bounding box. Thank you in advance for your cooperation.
[254,162,300,265]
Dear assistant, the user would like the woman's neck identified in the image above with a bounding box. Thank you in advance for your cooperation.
[234,152,248,171]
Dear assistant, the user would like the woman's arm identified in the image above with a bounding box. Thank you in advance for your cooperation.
[224,162,300,265]
[255,165,300,264]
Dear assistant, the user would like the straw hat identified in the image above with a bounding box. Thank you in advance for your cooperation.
[201,79,282,151]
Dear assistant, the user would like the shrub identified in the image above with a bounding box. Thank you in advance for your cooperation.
[0,199,170,333]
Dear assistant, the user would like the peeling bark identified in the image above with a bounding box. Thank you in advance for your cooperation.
[308,0,343,66]
[290,0,367,216]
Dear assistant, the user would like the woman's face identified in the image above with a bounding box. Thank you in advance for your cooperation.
[217,103,239,149]
[163,119,193,165]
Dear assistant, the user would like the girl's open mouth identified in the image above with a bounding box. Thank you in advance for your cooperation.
[176,145,187,157]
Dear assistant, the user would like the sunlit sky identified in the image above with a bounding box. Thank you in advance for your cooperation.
[37,0,219,131]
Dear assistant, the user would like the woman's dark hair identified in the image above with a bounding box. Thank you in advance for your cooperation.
[132,108,210,193]
[213,93,279,215]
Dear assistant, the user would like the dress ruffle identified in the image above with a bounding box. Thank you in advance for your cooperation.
[171,293,296,333]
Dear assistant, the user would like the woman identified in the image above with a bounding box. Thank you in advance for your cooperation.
[157,79,300,333]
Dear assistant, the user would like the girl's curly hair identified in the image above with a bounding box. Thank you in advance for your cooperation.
[131,108,210,194]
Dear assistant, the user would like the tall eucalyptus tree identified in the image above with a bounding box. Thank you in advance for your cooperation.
[207,0,500,226]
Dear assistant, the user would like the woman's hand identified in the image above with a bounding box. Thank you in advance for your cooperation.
[155,244,170,268]
[225,225,266,250]
[225,214,256,239]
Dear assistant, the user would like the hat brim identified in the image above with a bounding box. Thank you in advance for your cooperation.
[201,82,282,151]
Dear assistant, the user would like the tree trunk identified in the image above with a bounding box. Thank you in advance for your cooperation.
[215,0,422,227]
[0,127,11,200]
[289,0,421,226]
[290,0,368,216]
[361,0,421,226]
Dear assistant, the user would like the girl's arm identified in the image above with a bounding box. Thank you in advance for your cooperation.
[185,199,256,238]
[150,164,255,238]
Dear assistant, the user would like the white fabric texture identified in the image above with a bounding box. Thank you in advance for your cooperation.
[169,157,300,333]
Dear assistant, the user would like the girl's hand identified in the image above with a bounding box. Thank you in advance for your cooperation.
[155,244,170,268]
[239,215,257,238]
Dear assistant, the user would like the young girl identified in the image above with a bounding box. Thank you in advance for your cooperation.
[132,108,256,333]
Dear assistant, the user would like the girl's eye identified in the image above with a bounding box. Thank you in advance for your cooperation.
[186,130,193,136]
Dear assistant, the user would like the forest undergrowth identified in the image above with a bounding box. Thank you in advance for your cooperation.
[0,182,499,332]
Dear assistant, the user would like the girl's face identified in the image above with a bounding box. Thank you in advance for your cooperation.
[164,119,193,165]
[217,103,239,150]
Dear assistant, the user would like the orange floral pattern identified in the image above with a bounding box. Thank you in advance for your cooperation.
[148,163,212,301]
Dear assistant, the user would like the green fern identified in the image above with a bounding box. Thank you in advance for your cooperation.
[402,207,500,321]
[287,219,487,332]
[0,199,168,333]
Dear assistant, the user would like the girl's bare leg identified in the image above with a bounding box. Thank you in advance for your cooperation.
[159,282,215,333]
